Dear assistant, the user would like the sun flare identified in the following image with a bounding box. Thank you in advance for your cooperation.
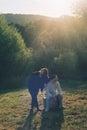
[37,0,78,17]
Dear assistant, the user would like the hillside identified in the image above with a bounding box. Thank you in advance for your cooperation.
[4,13,54,25]
[0,80,87,130]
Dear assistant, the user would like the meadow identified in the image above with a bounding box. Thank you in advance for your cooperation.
[0,80,87,130]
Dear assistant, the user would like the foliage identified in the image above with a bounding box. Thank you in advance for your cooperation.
[4,13,52,25]
[74,0,87,19]
[0,15,32,88]
[16,16,87,79]
[1,0,87,88]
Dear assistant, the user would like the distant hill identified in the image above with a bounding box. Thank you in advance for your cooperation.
[4,13,54,25]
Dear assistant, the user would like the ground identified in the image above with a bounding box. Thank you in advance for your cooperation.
[0,80,87,130]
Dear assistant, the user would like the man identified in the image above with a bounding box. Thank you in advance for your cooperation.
[44,74,63,112]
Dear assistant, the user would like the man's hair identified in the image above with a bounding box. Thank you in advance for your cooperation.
[49,74,57,80]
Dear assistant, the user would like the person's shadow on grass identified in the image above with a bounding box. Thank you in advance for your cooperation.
[17,110,37,130]
[40,109,64,130]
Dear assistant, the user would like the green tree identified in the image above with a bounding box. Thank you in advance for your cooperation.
[0,15,32,87]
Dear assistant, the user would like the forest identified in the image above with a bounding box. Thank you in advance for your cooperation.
[0,0,87,89]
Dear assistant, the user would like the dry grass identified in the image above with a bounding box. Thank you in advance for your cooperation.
[0,80,87,130]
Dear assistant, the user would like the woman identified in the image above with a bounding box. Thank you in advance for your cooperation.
[26,68,49,111]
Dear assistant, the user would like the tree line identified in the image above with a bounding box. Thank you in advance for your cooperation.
[0,0,87,89]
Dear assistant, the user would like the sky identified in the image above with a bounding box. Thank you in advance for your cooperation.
[0,0,79,17]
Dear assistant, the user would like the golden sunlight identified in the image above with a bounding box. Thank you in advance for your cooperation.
[41,0,78,17]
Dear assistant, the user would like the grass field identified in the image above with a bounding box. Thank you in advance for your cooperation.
[0,80,87,130]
